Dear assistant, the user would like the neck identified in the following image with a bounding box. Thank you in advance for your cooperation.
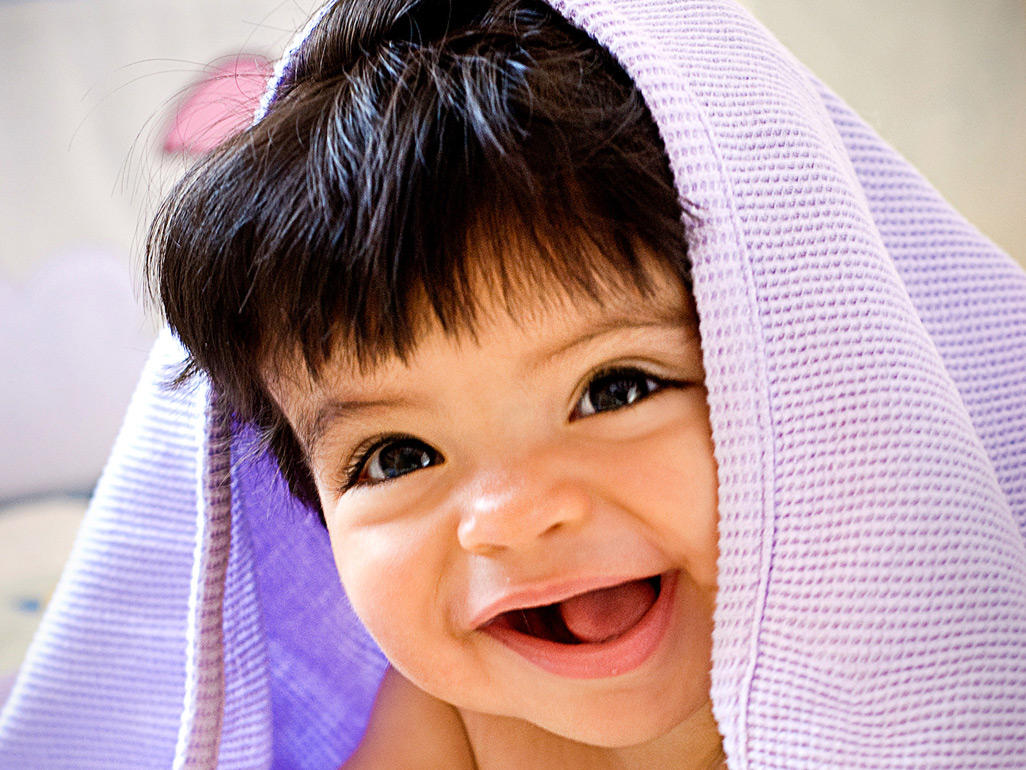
[606,699,725,770]
[460,698,725,770]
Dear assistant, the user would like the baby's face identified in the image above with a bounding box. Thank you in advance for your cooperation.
[270,269,719,747]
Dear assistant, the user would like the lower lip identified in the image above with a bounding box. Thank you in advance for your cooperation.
[481,572,678,679]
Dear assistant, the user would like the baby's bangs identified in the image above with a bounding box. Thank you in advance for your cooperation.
[294,189,687,380]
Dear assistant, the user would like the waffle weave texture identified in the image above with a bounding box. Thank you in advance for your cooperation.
[2,1,1025,767]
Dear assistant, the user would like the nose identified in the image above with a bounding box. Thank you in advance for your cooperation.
[456,469,591,556]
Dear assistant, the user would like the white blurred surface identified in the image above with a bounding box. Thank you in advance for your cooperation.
[0,250,153,497]
[0,0,315,278]
[742,0,1026,262]
[0,495,86,675]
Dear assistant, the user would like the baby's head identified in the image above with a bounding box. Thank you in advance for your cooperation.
[149,0,718,748]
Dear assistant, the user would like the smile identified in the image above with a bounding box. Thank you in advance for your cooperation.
[479,572,677,679]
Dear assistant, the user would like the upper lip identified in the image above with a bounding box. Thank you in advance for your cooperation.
[467,572,664,630]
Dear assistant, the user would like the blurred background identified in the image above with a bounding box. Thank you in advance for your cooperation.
[1,0,1024,685]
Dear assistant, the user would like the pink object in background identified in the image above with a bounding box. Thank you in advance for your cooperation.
[163,54,272,154]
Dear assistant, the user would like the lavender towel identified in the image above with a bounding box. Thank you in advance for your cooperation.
[2,1,1025,767]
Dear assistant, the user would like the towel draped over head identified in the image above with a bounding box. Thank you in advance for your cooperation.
[3,1,1026,767]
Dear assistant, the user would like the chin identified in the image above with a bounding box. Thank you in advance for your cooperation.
[532,688,706,749]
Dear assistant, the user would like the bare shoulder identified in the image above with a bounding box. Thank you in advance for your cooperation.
[341,667,476,769]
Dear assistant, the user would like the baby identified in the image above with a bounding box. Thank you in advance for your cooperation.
[150,0,725,765]
[285,248,722,769]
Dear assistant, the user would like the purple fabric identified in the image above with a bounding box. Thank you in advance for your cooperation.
[0,335,202,767]
[234,426,387,769]
[2,1,1025,767]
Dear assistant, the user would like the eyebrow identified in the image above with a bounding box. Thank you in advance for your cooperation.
[527,303,698,372]
[298,396,411,460]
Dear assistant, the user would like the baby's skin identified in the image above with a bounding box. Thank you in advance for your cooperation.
[267,257,724,768]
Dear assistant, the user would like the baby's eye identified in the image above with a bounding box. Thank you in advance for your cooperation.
[350,436,442,486]
[572,367,668,419]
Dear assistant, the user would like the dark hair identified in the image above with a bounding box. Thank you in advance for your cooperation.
[147,0,691,513]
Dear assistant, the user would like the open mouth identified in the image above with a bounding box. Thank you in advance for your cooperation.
[487,575,662,645]
[478,572,677,678]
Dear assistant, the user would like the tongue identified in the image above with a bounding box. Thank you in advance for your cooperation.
[558,579,657,644]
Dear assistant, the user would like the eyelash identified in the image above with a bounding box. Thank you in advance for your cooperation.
[337,365,679,492]
[339,432,418,491]
[570,364,679,420]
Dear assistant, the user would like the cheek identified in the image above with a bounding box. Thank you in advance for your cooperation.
[326,516,448,661]
[667,420,719,586]
[616,400,719,587]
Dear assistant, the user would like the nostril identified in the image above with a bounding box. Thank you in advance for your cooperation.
[456,513,500,555]
[541,520,565,537]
